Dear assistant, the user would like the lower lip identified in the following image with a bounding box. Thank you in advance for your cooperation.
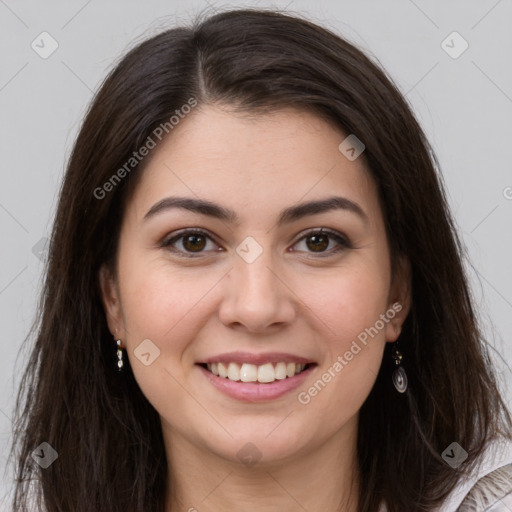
[197,364,316,402]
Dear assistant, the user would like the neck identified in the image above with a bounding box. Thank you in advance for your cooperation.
[164,416,360,512]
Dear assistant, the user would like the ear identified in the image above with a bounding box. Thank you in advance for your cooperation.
[385,255,411,343]
[98,263,125,344]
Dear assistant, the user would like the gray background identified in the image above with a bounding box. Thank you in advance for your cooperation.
[1,0,511,507]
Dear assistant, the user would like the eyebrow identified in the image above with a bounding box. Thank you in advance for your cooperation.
[143,195,367,226]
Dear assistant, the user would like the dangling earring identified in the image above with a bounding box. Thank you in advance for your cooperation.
[391,334,407,393]
[116,339,124,371]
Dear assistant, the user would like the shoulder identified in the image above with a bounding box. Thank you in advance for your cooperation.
[441,438,512,512]
[455,461,512,511]
[377,439,512,512]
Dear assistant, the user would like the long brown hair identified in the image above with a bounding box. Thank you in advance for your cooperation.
[9,8,512,512]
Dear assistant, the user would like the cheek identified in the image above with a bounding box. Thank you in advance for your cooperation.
[116,255,217,410]
[307,263,390,347]
[294,261,390,414]
[119,261,214,339]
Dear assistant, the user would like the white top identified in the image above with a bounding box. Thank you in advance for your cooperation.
[377,438,512,512]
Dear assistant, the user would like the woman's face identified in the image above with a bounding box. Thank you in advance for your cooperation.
[100,105,409,466]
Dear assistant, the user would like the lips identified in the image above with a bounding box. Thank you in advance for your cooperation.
[199,351,314,366]
[196,351,316,394]
[197,362,316,402]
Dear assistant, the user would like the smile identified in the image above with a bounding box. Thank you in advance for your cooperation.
[203,362,310,384]
[197,362,317,402]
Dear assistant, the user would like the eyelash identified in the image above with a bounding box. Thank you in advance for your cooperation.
[160,228,352,258]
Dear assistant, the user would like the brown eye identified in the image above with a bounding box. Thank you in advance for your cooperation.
[162,229,219,257]
[305,233,329,252]
[292,229,351,256]
[182,233,207,252]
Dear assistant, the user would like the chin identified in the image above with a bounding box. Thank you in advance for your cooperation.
[201,423,313,466]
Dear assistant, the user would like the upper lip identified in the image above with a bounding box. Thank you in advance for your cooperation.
[198,352,315,366]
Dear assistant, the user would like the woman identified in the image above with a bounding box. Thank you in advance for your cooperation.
[9,8,512,512]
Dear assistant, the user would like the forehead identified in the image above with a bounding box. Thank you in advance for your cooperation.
[127,105,380,227]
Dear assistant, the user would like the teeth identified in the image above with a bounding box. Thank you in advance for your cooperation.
[275,362,287,380]
[227,362,240,381]
[205,362,308,383]
[257,363,275,383]
[218,362,228,378]
[240,363,258,382]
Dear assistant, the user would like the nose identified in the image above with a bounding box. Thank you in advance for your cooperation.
[218,244,297,334]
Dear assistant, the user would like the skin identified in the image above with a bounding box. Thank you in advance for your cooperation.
[99,105,410,512]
